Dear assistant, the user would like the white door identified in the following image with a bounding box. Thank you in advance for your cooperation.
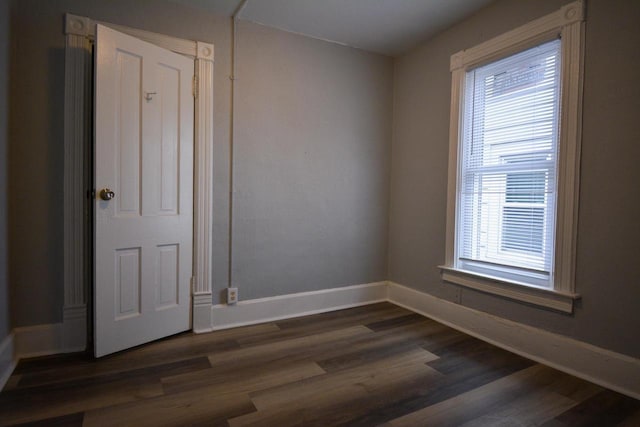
[94,24,194,357]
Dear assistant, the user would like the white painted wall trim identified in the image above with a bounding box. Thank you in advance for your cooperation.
[209,282,388,331]
[62,305,87,351]
[62,29,91,356]
[440,267,580,313]
[13,323,65,359]
[387,281,640,400]
[449,0,584,71]
[63,13,216,343]
[0,333,15,391]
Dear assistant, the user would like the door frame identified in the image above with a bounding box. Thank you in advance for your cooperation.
[63,13,215,353]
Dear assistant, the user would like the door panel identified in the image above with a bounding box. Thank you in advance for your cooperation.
[95,25,194,357]
[115,247,141,319]
[158,64,180,215]
[115,50,142,216]
[157,244,179,308]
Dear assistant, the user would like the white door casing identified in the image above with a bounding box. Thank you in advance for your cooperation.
[94,24,194,357]
[63,14,215,354]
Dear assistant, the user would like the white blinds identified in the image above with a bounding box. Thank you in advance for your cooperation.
[457,39,561,286]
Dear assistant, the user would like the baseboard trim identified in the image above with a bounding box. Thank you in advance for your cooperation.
[193,292,214,334]
[62,304,87,351]
[0,333,16,391]
[7,281,638,400]
[210,282,388,331]
[13,322,84,360]
[387,281,640,400]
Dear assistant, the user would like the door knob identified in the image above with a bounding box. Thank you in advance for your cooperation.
[100,188,115,201]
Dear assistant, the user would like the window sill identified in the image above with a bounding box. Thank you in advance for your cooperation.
[438,266,580,313]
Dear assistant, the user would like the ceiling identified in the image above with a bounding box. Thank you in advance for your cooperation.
[168,0,495,56]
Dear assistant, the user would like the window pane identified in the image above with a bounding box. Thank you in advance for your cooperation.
[457,39,561,282]
[502,206,545,253]
[505,171,546,203]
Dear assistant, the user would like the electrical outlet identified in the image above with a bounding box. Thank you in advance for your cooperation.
[227,287,238,305]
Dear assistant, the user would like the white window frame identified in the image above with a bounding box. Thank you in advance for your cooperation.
[440,1,585,313]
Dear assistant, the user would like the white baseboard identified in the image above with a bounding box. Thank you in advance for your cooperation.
[193,292,214,334]
[0,333,16,391]
[387,281,640,400]
[62,305,87,352]
[209,282,388,331]
[14,323,66,359]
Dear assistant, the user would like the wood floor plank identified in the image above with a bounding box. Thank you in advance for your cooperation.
[2,374,21,391]
[161,360,326,396]
[389,365,560,427]
[316,320,445,372]
[0,378,161,426]
[235,367,441,427]
[460,390,576,427]
[387,364,576,427]
[365,312,431,331]
[13,341,236,390]
[1,303,636,427]
[14,323,279,389]
[235,303,408,346]
[82,389,256,427]
[228,348,442,426]
[420,328,473,355]
[426,337,528,376]
[0,357,210,426]
[249,347,439,411]
[5,412,84,427]
[273,303,407,331]
[208,324,373,369]
[340,349,535,426]
[542,389,640,426]
[617,409,640,427]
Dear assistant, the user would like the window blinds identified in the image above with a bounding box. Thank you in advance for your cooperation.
[457,39,561,287]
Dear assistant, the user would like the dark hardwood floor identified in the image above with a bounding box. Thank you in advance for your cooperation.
[1,303,638,426]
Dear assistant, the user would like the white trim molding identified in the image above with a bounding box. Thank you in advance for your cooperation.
[63,14,216,341]
[12,322,86,361]
[442,0,585,310]
[441,267,579,313]
[63,24,92,356]
[0,333,15,391]
[448,1,584,71]
[209,282,388,331]
[13,323,65,359]
[192,54,215,333]
[62,305,88,352]
[387,282,640,400]
[193,293,214,334]
[65,14,215,60]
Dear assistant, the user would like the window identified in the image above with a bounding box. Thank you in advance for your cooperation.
[441,1,585,313]
[458,40,560,288]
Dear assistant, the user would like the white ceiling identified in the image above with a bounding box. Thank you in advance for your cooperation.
[169,0,495,56]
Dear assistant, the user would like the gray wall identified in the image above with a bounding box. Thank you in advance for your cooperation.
[8,0,392,326]
[232,21,392,300]
[388,0,640,358]
[0,0,9,340]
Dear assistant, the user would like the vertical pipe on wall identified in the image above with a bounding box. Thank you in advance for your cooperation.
[229,0,249,292]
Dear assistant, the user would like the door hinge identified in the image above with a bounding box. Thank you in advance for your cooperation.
[192,75,198,99]
[190,276,196,292]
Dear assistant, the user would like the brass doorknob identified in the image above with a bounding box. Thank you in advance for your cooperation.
[100,188,115,201]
